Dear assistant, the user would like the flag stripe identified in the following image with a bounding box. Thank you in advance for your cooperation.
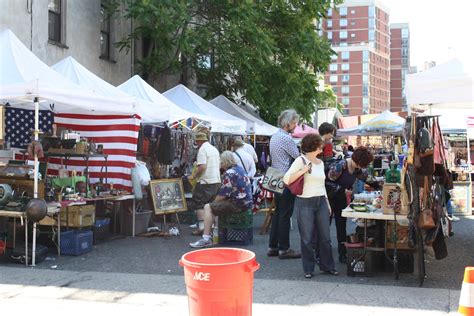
[51,114,140,191]
[55,123,140,132]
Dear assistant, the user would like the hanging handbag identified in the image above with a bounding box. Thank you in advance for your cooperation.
[262,167,285,194]
[418,176,436,229]
[285,157,309,196]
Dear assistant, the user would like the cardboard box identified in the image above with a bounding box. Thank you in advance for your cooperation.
[385,222,413,250]
[60,204,95,227]
[382,183,409,215]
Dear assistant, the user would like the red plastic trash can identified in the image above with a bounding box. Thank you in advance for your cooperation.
[179,247,260,316]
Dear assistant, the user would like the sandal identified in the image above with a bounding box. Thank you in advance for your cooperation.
[304,273,313,279]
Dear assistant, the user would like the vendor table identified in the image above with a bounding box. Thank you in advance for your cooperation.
[342,208,425,285]
[44,152,108,191]
[57,194,136,236]
[0,205,61,265]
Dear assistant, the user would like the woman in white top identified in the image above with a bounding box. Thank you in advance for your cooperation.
[283,134,338,278]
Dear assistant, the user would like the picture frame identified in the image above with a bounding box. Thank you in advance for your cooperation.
[150,178,188,215]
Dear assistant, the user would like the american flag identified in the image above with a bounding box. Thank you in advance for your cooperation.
[5,108,53,148]
[48,113,140,191]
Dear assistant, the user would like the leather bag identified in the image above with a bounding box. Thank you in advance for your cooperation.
[418,176,436,229]
[286,157,309,196]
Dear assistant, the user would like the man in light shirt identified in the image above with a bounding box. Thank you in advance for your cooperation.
[188,132,221,233]
[235,136,258,163]
[232,137,256,178]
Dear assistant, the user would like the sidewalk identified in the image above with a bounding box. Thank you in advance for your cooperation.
[0,267,460,315]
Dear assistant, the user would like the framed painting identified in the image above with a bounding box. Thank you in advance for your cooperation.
[150,178,188,215]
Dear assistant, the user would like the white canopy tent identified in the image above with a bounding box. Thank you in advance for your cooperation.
[117,75,212,125]
[312,108,343,129]
[406,59,473,106]
[163,85,246,134]
[0,28,138,266]
[0,29,136,114]
[405,58,474,139]
[209,95,277,136]
[337,110,405,137]
[52,57,167,122]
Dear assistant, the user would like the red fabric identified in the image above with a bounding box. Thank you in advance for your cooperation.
[323,143,333,159]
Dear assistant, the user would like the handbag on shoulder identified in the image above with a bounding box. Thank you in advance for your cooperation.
[285,157,309,196]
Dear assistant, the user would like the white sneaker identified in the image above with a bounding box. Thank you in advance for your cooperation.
[189,238,212,248]
[189,222,198,229]
[450,215,460,222]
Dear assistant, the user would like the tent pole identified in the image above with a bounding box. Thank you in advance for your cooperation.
[32,96,40,267]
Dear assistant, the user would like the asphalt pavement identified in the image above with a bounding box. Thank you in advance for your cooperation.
[0,212,473,315]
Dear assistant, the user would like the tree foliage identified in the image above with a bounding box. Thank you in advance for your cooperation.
[110,0,342,125]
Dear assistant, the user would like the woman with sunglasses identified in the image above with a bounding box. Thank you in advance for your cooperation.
[283,134,337,279]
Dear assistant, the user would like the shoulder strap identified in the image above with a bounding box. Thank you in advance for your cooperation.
[234,151,248,174]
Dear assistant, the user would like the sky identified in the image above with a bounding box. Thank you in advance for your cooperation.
[381,0,474,72]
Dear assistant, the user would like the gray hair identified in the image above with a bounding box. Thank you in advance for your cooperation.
[278,109,299,129]
[220,151,237,170]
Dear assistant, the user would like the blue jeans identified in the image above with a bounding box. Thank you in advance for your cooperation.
[295,196,335,273]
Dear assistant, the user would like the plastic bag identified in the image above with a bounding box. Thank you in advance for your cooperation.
[135,161,151,186]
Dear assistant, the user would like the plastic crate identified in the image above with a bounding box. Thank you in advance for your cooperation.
[219,209,253,229]
[60,230,93,256]
[219,227,253,246]
[346,245,379,277]
[121,210,152,236]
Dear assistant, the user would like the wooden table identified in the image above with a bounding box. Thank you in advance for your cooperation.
[55,194,136,236]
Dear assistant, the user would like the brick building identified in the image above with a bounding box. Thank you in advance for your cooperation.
[390,23,410,112]
[322,0,391,116]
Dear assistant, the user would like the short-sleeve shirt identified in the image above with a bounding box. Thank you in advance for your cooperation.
[269,129,300,172]
[217,165,254,210]
[243,143,258,163]
[322,142,334,159]
[196,142,221,184]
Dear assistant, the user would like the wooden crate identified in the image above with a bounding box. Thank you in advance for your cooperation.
[385,222,413,250]
[60,204,95,227]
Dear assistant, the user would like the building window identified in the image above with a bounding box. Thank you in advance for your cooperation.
[48,0,62,43]
[100,5,112,59]
[363,84,369,96]
[340,31,348,39]
[327,8,332,17]
[341,86,350,94]
[341,63,350,71]
[363,74,368,83]
[330,75,338,83]
[327,31,332,40]
[350,33,355,38]
[369,30,375,41]
[339,7,347,16]
[340,42,348,47]
[340,19,347,27]
[351,9,356,14]
[362,50,369,61]
[368,6,375,17]
[363,97,369,106]
[327,20,332,28]
[369,18,375,29]
[402,28,409,38]
[342,51,350,60]
[332,87,338,93]
[363,62,368,73]
[342,74,350,82]
[342,97,350,105]
[329,64,338,72]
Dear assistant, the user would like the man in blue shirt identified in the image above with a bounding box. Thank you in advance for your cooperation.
[268,109,301,259]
